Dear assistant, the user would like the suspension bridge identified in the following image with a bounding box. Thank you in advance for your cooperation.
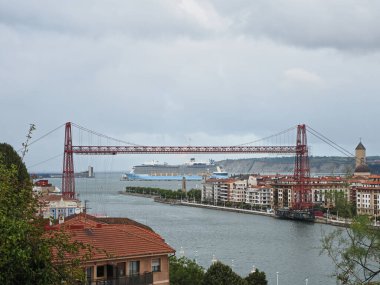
[26,122,353,212]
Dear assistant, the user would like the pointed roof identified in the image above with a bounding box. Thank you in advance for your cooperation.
[356,142,366,150]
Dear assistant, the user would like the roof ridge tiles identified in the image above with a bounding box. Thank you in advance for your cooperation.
[115,225,174,252]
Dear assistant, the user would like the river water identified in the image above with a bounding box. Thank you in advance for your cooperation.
[50,173,337,285]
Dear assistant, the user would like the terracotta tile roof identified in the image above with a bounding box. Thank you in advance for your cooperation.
[39,195,80,202]
[64,213,154,232]
[68,225,175,260]
[356,187,380,191]
[50,214,175,262]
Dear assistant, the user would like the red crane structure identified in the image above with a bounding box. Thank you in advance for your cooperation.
[62,122,311,210]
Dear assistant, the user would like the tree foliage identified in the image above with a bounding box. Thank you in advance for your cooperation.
[245,269,268,285]
[321,215,380,284]
[169,256,205,285]
[325,190,356,218]
[0,143,85,284]
[0,143,29,187]
[187,189,202,202]
[202,261,247,285]
[169,256,268,285]
[125,186,200,200]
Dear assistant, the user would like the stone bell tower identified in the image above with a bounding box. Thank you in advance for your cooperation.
[355,141,366,168]
[354,141,370,176]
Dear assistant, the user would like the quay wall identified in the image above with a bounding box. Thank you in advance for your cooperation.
[120,191,352,227]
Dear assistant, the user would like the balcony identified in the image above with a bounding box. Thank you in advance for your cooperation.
[86,272,153,285]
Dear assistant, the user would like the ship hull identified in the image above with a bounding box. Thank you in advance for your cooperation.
[275,208,315,222]
[122,174,203,181]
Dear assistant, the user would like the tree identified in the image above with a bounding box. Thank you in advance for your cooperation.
[202,261,247,285]
[0,143,29,188]
[187,189,202,201]
[0,142,86,284]
[321,215,380,284]
[325,190,356,218]
[169,256,205,285]
[245,269,268,285]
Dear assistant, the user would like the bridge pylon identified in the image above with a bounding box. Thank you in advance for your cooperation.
[293,124,312,209]
[62,122,75,199]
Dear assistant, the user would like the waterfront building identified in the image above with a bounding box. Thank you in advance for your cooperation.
[34,179,83,220]
[33,179,60,195]
[272,177,294,208]
[245,186,273,208]
[201,179,215,203]
[50,214,175,285]
[272,176,351,209]
[230,179,248,203]
[202,172,359,212]
[202,178,235,204]
[309,176,350,208]
[353,175,380,216]
[38,195,83,220]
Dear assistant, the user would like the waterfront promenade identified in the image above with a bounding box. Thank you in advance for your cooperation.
[121,191,352,227]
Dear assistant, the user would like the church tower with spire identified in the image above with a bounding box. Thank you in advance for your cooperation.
[355,141,366,168]
[354,141,370,176]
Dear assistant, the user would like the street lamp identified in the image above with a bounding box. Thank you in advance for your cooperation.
[276,272,279,285]
[305,278,309,285]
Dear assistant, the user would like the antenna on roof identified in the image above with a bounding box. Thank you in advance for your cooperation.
[84,200,91,226]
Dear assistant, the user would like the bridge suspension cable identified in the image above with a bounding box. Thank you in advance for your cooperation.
[17,123,66,153]
[28,153,63,169]
[306,126,354,157]
[71,123,141,146]
[236,125,297,146]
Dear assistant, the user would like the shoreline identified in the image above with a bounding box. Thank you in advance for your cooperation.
[120,191,351,227]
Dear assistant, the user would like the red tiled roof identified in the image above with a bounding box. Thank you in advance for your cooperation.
[50,214,175,262]
[64,213,154,232]
[39,195,80,202]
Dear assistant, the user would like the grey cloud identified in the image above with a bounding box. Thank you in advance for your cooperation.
[0,0,212,39]
[212,1,380,51]
[2,1,379,51]
[1,0,380,172]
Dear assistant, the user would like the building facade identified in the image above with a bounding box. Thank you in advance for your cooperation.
[51,214,175,285]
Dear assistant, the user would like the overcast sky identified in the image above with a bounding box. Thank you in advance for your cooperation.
[1,0,379,172]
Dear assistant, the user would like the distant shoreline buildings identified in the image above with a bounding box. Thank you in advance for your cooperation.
[202,141,380,217]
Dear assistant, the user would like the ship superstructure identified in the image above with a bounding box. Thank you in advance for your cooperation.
[122,158,227,181]
[133,158,217,176]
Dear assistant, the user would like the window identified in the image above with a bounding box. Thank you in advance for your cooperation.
[152,258,161,272]
[97,265,105,278]
[129,261,140,276]
[116,262,126,277]
[86,267,93,282]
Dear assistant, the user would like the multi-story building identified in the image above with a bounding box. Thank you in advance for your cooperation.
[245,186,273,208]
[272,177,294,208]
[230,180,248,203]
[39,195,83,220]
[309,176,350,208]
[51,213,175,285]
[353,176,380,216]
[202,178,235,204]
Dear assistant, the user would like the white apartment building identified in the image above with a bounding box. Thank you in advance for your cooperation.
[355,178,380,216]
[202,179,235,203]
[230,180,248,203]
[246,186,273,208]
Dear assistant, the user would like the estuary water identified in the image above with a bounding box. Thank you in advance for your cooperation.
[50,173,337,285]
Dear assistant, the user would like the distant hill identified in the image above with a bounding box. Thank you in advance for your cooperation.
[217,156,380,175]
